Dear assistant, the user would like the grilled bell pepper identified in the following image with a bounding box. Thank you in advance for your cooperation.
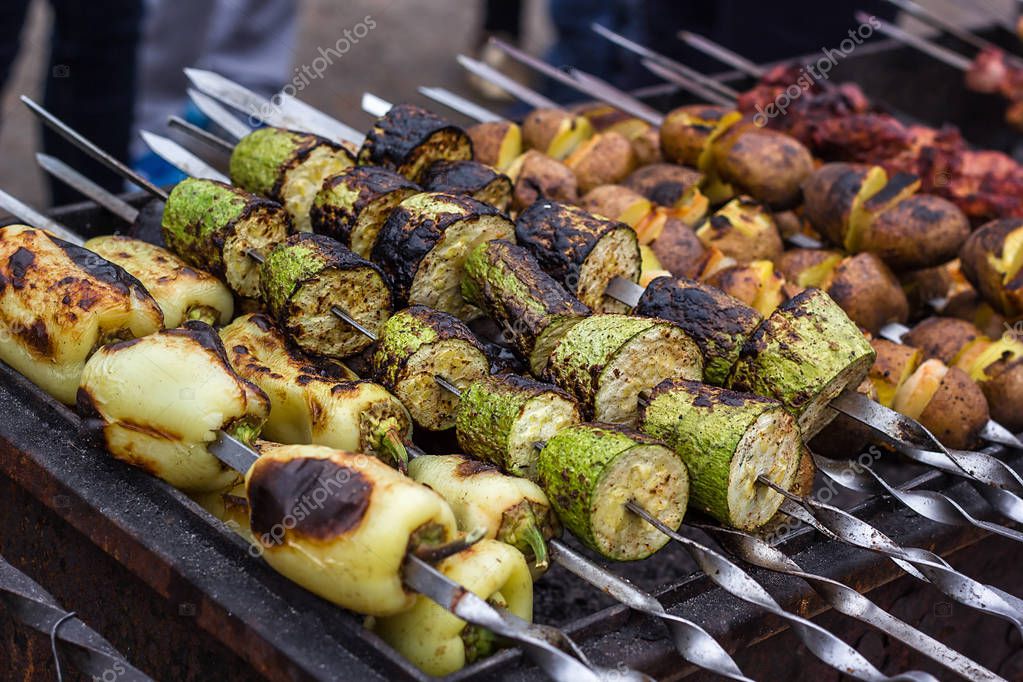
[372,192,514,320]
[85,235,233,327]
[161,177,292,298]
[309,165,420,257]
[357,103,473,182]
[220,314,411,463]
[193,483,251,540]
[372,306,489,431]
[635,277,762,386]
[462,239,590,375]
[420,159,513,213]
[727,288,875,439]
[230,126,355,232]
[0,224,163,403]
[246,442,458,617]
[544,314,703,426]
[639,379,801,530]
[76,321,269,492]
[372,539,532,676]
[259,233,391,358]
[515,200,640,313]
[536,423,688,560]
[454,373,581,479]
[407,454,558,569]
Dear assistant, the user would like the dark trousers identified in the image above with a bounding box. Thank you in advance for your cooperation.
[1,0,144,205]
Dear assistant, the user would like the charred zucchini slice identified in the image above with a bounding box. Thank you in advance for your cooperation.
[85,235,233,327]
[537,423,688,560]
[372,192,514,320]
[462,239,590,375]
[309,165,420,257]
[640,379,801,530]
[728,288,875,438]
[455,373,582,479]
[230,126,355,232]
[260,233,391,358]
[515,200,640,313]
[372,306,489,431]
[635,277,762,386]
[544,314,703,426]
[420,159,513,212]
[162,178,292,298]
[357,103,473,182]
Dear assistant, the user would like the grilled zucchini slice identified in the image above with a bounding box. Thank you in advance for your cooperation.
[357,103,473,182]
[420,159,513,212]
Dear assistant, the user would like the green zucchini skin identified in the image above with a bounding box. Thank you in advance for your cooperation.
[727,287,875,438]
[639,379,800,529]
[420,160,513,213]
[462,239,590,375]
[635,277,762,385]
[372,305,489,431]
[357,104,473,182]
[455,373,582,479]
[161,177,293,298]
[371,192,514,320]
[309,165,420,257]
[514,200,640,312]
[259,233,392,358]
[536,423,688,560]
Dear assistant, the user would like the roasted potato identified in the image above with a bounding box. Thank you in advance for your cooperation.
[903,317,981,364]
[801,163,878,247]
[860,194,969,270]
[776,248,844,288]
[624,163,703,208]
[711,123,813,209]
[521,108,594,160]
[580,185,652,228]
[823,253,909,335]
[467,120,521,170]
[659,105,740,168]
[868,338,922,408]
[978,355,1023,432]
[959,218,1023,318]
[564,131,638,194]
[505,150,579,212]
[648,217,708,279]
[705,260,786,317]
[695,196,783,263]
[904,362,990,450]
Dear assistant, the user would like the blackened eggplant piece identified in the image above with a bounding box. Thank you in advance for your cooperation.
[514,200,640,313]
[420,159,512,212]
[357,103,473,182]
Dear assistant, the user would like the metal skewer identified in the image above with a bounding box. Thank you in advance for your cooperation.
[36,154,139,224]
[883,0,1023,67]
[637,58,737,107]
[0,188,83,245]
[861,12,973,71]
[676,31,766,78]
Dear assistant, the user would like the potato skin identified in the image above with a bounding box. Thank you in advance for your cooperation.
[649,218,708,279]
[903,317,980,364]
[712,124,813,208]
[776,248,843,287]
[800,162,869,245]
[467,121,520,168]
[522,108,572,152]
[824,253,909,335]
[565,132,637,194]
[918,366,989,450]
[624,163,703,207]
[659,105,733,167]
[862,195,970,270]
[507,150,579,212]
[980,358,1023,432]
[960,219,1023,317]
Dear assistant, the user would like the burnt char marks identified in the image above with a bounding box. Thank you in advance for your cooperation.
[648,377,772,411]
[311,166,419,244]
[421,160,500,195]
[248,456,371,543]
[357,104,472,178]
[7,247,35,289]
[52,235,151,300]
[455,455,498,477]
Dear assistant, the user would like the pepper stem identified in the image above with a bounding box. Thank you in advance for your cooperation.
[184,305,220,326]
[520,520,549,571]
[378,426,409,473]
[413,526,487,563]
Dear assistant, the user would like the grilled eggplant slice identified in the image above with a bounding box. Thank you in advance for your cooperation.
[373,192,514,320]
[85,235,233,327]
[544,314,703,426]
[230,127,355,232]
[521,108,594,160]
[0,224,163,403]
[420,159,513,213]
[467,120,522,170]
[959,218,1023,318]
[77,322,269,492]
[515,200,640,313]
[728,288,875,438]
[373,539,532,675]
[357,103,473,182]
[407,454,559,570]
[161,178,292,298]
[640,379,800,530]
[220,314,411,462]
[309,165,420,257]
[455,373,582,479]
[373,306,489,431]
[247,442,458,617]
[462,240,589,375]
[260,233,391,358]
[505,150,579,211]
[635,277,762,385]
[537,423,688,560]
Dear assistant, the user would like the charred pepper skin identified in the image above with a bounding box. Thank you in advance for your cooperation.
[161,177,293,299]
[0,224,164,404]
[372,192,514,320]
[462,239,590,375]
[514,200,641,313]
[727,287,876,439]
[259,233,392,359]
[309,165,420,257]
[640,379,801,530]
[229,126,355,232]
[636,276,762,386]
[357,103,474,182]
[419,159,513,213]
